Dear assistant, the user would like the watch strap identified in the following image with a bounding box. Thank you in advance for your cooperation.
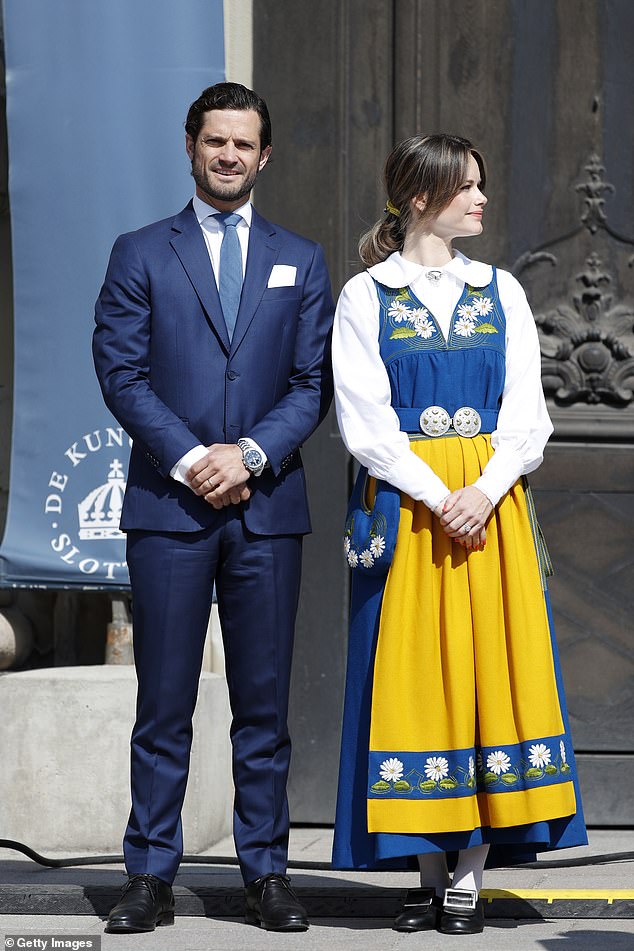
[237,437,266,476]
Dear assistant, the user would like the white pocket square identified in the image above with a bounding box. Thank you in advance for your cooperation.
[267,265,297,287]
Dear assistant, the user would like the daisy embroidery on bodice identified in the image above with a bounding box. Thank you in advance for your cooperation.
[374,273,505,364]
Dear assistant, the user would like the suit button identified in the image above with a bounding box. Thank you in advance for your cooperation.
[226,370,239,381]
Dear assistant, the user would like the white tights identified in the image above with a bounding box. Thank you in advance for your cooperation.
[418,844,490,897]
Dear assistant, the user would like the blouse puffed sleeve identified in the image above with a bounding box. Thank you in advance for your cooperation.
[473,269,554,506]
[333,272,450,510]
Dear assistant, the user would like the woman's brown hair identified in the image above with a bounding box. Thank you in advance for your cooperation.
[359,133,486,267]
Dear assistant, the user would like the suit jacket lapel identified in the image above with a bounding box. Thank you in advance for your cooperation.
[230,209,280,355]
[169,203,230,353]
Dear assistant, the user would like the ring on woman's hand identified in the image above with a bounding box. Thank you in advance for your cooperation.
[462,523,471,535]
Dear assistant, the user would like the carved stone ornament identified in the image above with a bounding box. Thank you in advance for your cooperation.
[513,155,634,437]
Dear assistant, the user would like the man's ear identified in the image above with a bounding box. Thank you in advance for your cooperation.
[185,133,195,161]
[258,145,272,172]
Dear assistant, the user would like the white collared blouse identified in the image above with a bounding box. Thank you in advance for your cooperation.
[332,250,553,510]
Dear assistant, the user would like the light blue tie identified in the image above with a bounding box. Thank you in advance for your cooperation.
[217,211,243,340]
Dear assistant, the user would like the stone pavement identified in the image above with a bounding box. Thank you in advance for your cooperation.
[1,828,633,950]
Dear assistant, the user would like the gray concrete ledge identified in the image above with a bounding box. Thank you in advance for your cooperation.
[0,666,233,853]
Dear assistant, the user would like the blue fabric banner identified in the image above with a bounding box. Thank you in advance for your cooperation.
[0,0,225,588]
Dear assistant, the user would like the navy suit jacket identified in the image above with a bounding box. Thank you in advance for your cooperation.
[93,202,334,535]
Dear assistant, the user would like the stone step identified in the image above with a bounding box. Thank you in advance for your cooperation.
[1,884,632,920]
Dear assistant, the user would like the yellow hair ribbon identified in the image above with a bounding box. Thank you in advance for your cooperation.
[385,199,401,218]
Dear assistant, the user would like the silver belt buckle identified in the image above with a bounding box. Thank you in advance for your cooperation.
[419,405,451,437]
[452,406,482,437]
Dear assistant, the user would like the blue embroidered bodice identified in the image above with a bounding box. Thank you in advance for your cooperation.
[373,270,507,427]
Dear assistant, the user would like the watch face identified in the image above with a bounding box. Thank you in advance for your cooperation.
[243,448,263,471]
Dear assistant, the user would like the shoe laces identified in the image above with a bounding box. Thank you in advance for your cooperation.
[122,874,160,902]
[258,873,293,894]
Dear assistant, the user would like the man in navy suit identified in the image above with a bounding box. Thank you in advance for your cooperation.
[93,82,334,934]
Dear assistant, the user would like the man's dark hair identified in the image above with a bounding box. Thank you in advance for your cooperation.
[185,82,272,151]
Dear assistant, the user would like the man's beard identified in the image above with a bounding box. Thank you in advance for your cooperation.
[191,160,258,205]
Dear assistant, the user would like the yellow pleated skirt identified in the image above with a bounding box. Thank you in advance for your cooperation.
[367,434,576,835]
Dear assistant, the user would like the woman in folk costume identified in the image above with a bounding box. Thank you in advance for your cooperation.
[331,134,587,935]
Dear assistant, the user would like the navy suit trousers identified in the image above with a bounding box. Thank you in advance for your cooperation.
[124,509,302,885]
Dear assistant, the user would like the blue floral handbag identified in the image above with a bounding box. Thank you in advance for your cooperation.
[343,467,401,575]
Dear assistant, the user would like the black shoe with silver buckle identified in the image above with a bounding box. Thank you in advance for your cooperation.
[105,873,174,933]
[244,873,309,932]
[438,887,485,934]
[393,886,441,932]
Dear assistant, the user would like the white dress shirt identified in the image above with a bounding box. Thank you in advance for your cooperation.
[169,196,267,486]
[332,250,553,510]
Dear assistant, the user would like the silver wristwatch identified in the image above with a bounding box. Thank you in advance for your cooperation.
[237,438,265,477]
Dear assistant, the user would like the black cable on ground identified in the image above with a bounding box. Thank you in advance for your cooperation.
[1,838,632,871]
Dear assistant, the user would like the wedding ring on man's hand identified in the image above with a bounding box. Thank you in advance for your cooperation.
[462,524,472,535]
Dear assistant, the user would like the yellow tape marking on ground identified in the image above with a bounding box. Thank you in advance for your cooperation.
[482,889,634,906]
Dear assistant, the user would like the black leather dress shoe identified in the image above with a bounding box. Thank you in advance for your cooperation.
[105,873,175,933]
[438,888,485,935]
[244,873,309,931]
[393,886,441,932]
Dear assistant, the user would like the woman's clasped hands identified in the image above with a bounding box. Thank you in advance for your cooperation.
[434,485,493,552]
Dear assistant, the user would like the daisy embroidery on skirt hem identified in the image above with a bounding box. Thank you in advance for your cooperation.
[368,735,573,799]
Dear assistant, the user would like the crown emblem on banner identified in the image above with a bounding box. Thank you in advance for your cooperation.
[77,459,127,540]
